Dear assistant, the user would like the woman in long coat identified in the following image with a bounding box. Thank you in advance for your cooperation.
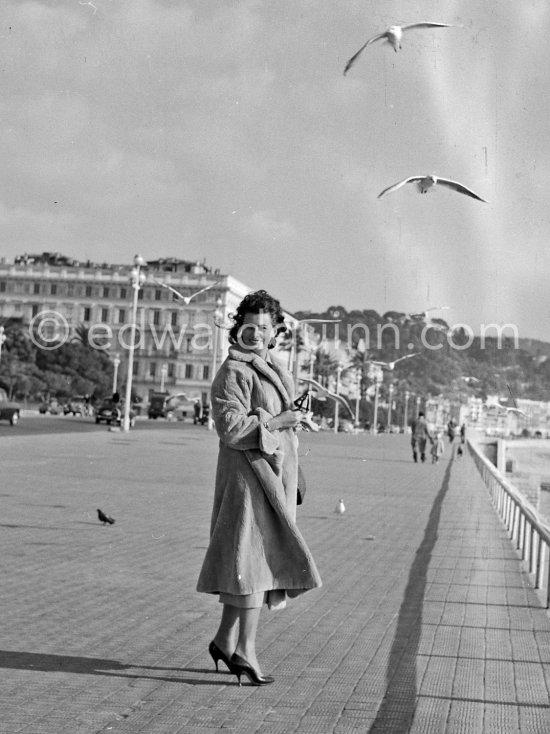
[197,290,322,685]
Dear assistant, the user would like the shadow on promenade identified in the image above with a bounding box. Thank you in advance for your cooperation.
[369,456,454,733]
[0,650,234,687]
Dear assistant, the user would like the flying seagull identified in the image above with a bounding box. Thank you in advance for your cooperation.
[300,377,355,420]
[377,175,487,202]
[344,22,458,75]
[461,376,480,385]
[407,306,451,320]
[97,508,115,525]
[370,353,419,371]
[151,277,221,304]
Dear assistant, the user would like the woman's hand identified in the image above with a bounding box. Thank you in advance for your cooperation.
[268,410,303,431]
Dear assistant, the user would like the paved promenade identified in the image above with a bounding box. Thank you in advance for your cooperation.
[1,425,549,733]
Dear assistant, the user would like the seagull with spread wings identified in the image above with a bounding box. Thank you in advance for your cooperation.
[378,175,487,202]
[370,353,419,371]
[344,22,459,75]
[300,377,355,420]
[407,306,451,320]
[152,277,220,305]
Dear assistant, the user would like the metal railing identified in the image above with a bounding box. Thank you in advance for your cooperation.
[468,440,550,608]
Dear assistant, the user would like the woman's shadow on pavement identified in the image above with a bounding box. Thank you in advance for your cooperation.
[0,650,234,686]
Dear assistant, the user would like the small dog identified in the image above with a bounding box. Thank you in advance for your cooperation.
[457,446,463,458]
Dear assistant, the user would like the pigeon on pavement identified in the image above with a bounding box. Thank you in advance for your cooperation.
[97,508,115,525]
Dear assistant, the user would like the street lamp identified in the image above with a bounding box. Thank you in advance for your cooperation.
[387,383,394,430]
[208,297,223,430]
[160,363,168,393]
[354,366,361,427]
[122,255,146,432]
[371,369,383,434]
[333,362,343,434]
[112,353,121,395]
[403,390,410,432]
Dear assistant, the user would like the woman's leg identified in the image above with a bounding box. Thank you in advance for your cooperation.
[212,603,239,658]
[235,607,262,672]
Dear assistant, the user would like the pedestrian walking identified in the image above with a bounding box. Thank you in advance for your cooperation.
[196,290,322,686]
[447,419,456,444]
[431,431,445,463]
[410,411,433,463]
[460,422,466,444]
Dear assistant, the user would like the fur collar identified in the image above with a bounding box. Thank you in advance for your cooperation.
[228,346,294,409]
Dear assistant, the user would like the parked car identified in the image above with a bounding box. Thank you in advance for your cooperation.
[39,399,61,415]
[147,392,173,419]
[0,388,20,425]
[64,395,88,416]
[95,399,135,427]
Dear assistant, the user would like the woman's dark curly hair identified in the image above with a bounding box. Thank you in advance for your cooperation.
[228,289,287,347]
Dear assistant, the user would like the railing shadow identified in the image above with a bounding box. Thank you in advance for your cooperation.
[368,456,454,733]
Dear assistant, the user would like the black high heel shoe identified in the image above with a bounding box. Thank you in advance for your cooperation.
[230,653,274,686]
[208,641,233,673]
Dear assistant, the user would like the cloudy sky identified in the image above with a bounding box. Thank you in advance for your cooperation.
[0,0,549,340]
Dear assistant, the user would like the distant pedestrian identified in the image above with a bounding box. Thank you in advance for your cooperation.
[460,423,466,444]
[431,431,445,463]
[410,411,433,463]
[447,419,456,444]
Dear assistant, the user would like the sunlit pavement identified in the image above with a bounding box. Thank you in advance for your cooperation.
[1,428,549,733]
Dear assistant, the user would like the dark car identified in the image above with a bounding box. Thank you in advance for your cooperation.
[95,399,135,427]
[39,399,60,415]
[147,392,172,419]
[64,395,88,416]
[0,388,20,425]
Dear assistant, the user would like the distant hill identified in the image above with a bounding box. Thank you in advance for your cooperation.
[293,306,550,402]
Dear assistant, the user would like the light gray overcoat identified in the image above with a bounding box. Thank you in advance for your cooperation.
[196,346,322,601]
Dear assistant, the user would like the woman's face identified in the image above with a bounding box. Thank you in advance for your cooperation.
[238,311,276,355]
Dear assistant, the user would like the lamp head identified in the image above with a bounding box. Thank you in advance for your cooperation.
[134,254,146,267]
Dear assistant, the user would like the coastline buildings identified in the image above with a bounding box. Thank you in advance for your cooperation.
[0,252,298,403]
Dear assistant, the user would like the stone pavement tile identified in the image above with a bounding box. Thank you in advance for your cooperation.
[518,705,550,733]
[484,659,516,702]
[482,702,520,733]
[445,699,485,733]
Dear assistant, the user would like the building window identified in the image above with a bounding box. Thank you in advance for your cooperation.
[0,281,5,292]
[103,286,110,298]
[133,361,138,376]
[185,364,193,379]
[186,337,192,353]
[83,307,91,321]
[149,362,157,377]
[118,309,126,324]
[168,363,175,378]
[203,364,210,381]
[171,311,178,327]
[50,283,57,295]
[85,285,92,297]
[155,289,162,301]
[67,284,74,296]
[152,310,161,326]
[101,308,109,322]
[138,289,143,300]
[120,287,127,300]
[31,304,40,317]
[33,283,40,294]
